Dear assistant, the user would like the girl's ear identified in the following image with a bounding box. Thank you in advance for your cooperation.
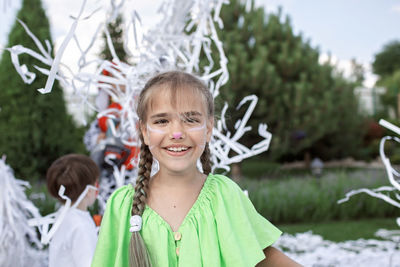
[206,117,214,142]
[140,122,150,145]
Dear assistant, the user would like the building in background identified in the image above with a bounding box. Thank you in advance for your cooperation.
[354,86,385,116]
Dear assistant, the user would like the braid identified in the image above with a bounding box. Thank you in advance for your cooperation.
[129,135,153,267]
[200,142,212,175]
[132,139,153,216]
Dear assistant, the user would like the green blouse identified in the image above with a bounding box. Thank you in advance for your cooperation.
[91,174,281,267]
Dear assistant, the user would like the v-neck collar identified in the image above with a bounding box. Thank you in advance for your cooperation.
[143,174,212,233]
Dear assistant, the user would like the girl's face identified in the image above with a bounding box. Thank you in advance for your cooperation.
[141,86,213,175]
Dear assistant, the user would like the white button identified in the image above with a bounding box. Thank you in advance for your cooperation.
[174,232,182,241]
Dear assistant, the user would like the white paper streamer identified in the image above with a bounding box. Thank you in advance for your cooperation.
[275,231,400,267]
[0,156,46,267]
[338,119,400,228]
[28,184,98,245]
[7,0,273,200]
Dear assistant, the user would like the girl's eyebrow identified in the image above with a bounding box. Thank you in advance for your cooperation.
[150,113,169,119]
[181,111,202,116]
[150,111,203,119]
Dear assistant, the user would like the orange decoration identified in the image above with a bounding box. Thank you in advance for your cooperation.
[93,214,103,227]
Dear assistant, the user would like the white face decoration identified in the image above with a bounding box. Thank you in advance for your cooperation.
[146,114,207,149]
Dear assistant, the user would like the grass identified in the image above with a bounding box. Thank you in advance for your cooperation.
[278,217,399,242]
[240,171,400,224]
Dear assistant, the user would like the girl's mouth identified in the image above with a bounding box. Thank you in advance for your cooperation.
[166,146,189,152]
[164,146,191,155]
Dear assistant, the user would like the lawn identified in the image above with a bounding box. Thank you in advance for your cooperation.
[278,217,399,242]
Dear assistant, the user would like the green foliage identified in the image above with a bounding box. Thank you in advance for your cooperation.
[0,0,85,181]
[26,181,58,215]
[99,14,128,62]
[206,0,363,161]
[372,40,400,77]
[239,169,400,224]
[377,70,400,117]
[372,40,400,119]
[349,58,365,86]
[279,217,399,242]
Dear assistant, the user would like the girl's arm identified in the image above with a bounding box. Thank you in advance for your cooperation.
[256,246,303,267]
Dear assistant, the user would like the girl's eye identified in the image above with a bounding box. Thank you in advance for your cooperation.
[184,117,200,124]
[154,119,168,125]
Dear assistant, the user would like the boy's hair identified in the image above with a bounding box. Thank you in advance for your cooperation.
[128,71,214,266]
[46,154,99,203]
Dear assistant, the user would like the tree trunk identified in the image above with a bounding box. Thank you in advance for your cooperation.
[231,162,242,182]
[304,151,311,169]
[397,93,400,119]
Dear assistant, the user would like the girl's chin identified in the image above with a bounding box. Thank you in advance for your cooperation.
[158,163,197,174]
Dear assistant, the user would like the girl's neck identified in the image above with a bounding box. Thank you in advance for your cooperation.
[152,168,204,188]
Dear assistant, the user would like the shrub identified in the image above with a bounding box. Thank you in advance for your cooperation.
[239,169,400,224]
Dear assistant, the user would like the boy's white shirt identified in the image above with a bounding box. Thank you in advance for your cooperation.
[48,207,97,267]
[28,185,98,245]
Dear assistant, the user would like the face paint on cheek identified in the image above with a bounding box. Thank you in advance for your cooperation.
[196,127,208,149]
[198,142,206,149]
[186,123,206,132]
[187,122,207,149]
[146,124,167,150]
[146,124,166,134]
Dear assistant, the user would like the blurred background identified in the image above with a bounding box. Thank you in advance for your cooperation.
[1,0,400,246]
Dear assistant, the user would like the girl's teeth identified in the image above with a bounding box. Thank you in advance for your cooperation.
[167,147,188,152]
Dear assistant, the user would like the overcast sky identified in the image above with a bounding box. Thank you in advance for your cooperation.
[1,0,400,88]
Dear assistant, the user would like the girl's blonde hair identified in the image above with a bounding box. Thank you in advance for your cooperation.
[129,71,214,266]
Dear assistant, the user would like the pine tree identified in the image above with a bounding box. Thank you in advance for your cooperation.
[99,13,128,62]
[0,0,84,181]
[207,0,363,161]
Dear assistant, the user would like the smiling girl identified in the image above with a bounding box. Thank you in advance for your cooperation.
[91,71,301,267]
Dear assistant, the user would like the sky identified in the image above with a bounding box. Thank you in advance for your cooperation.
[1,0,400,88]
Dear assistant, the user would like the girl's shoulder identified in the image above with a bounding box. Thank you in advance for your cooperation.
[207,173,244,197]
[202,173,250,210]
[106,184,135,211]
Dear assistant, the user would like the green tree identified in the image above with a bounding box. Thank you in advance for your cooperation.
[206,0,363,162]
[0,0,85,181]
[99,14,128,62]
[372,40,400,77]
[372,40,400,118]
[349,58,365,86]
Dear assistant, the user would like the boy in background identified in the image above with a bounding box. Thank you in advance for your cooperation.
[46,154,100,267]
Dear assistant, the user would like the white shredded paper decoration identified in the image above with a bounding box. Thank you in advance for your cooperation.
[7,0,272,203]
[338,119,400,230]
[275,231,400,267]
[0,156,46,267]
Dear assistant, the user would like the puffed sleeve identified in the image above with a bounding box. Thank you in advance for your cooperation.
[91,185,134,267]
[212,174,282,266]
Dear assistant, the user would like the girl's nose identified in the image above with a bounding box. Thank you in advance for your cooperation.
[172,132,183,139]
[169,118,185,139]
